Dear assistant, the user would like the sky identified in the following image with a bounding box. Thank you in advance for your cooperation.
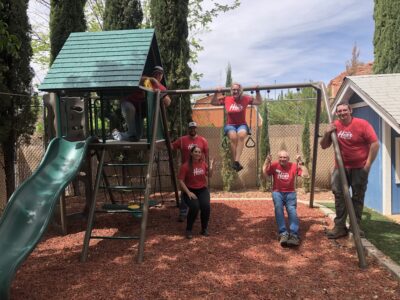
[28,0,375,89]
[193,0,375,88]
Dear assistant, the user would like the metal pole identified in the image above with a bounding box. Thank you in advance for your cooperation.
[162,83,320,96]
[309,89,322,208]
[256,105,260,187]
[318,82,367,269]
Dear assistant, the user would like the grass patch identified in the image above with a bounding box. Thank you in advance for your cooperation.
[318,202,400,265]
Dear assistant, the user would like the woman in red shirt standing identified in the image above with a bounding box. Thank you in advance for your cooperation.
[178,146,214,239]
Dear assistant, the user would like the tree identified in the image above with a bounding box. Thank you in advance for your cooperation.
[220,63,235,191]
[150,0,192,138]
[103,0,143,30]
[187,0,240,85]
[0,0,39,199]
[301,112,311,192]
[268,87,328,125]
[49,0,86,65]
[373,0,400,74]
[86,0,106,31]
[346,43,362,75]
[102,0,143,132]
[259,100,271,192]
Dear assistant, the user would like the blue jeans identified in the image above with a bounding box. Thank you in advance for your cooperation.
[272,192,299,237]
[120,101,143,140]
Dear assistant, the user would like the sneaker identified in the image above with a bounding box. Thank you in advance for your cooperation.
[279,233,289,247]
[287,234,300,247]
[326,226,348,239]
[185,230,193,239]
[201,229,209,237]
[112,129,122,141]
[232,161,239,171]
[232,161,244,172]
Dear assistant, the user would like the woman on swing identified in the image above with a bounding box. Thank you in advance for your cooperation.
[211,82,262,171]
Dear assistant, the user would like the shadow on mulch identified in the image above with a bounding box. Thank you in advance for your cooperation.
[11,200,400,300]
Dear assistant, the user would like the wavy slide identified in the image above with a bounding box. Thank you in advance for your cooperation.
[0,137,92,299]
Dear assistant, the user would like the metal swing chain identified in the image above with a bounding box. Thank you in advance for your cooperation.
[245,90,256,148]
[295,88,301,188]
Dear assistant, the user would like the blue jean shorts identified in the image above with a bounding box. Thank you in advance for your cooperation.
[224,124,249,135]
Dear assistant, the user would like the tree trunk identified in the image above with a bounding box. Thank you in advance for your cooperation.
[2,135,16,200]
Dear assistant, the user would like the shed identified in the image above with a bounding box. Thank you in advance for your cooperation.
[333,73,400,216]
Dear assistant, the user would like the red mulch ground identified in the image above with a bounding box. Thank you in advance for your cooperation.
[11,191,400,299]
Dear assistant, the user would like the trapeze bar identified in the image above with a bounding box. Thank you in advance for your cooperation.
[162,82,322,96]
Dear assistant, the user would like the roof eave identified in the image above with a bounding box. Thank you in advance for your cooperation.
[334,77,400,134]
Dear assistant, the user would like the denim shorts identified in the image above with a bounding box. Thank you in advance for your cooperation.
[224,124,249,135]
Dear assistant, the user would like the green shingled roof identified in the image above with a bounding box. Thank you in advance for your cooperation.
[39,29,162,93]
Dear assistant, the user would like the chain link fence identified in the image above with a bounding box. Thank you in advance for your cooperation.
[1,108,334,213]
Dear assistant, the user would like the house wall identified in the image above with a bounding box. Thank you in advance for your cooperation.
[391,129,400,214]
[351,105,383,213]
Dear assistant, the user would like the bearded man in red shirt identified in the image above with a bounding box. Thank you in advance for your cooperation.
[320,103,379,239]
[172,122,209,222]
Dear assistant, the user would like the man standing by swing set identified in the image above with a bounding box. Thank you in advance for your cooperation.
[212,83,262,171]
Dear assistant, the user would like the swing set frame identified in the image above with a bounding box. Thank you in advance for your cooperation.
[162,81,368,268]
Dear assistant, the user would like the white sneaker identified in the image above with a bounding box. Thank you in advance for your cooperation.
[112,129,122,141]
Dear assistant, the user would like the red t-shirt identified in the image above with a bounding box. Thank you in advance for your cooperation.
[266,162,302,192]
[124,80,167,105]
[219,95,252,125]
[334,117,378,168]
[178,160,208,189]
[171,135,209,163]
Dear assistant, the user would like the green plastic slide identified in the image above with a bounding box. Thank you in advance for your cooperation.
[0,137,92,299]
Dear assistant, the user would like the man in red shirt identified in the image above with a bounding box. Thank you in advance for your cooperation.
[112,66,171,141]
[211,83,262,171]
[263,150,309,247]
[172,122,209,221]
[320,103,379,239]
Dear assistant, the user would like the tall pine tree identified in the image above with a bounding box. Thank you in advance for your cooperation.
[301,112,311,192]
[150,0,192,137]
[220,63,235,191]
[103,0,143,132]
[0,0,38,198]
[259,101,271,191]
[103,0,143,30]
[50,0,86,65]
[373,0,400,73]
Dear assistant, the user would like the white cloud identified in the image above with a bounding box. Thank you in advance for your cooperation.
[193,0,374,88]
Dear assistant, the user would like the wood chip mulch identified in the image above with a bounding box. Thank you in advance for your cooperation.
[11,193,400,299]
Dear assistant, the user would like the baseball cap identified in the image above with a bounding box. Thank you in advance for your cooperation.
[188,121,197,128]
[153,66,164,74]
